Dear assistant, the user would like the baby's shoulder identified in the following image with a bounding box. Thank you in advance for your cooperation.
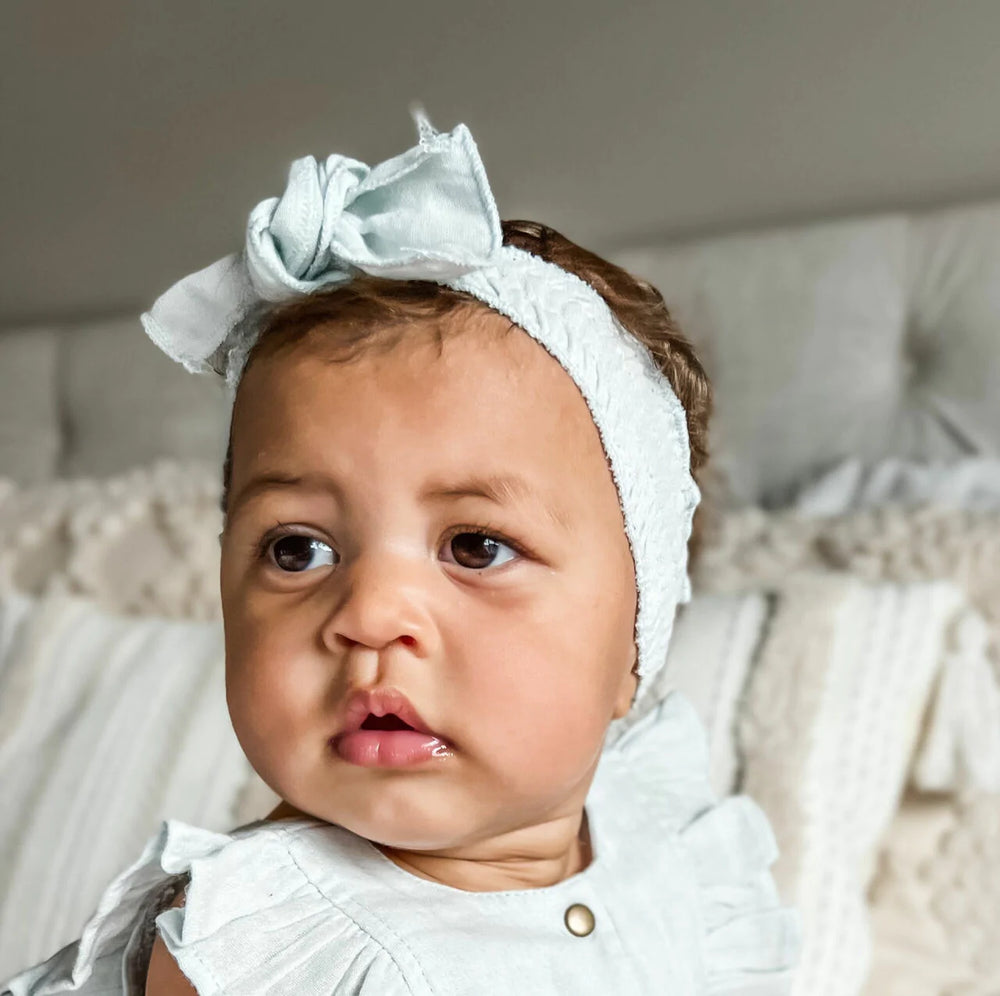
[3,818,417,996]
[146,818,418,995]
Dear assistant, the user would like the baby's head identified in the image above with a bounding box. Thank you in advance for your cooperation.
[216,220,710,857]
[141,110,709,882]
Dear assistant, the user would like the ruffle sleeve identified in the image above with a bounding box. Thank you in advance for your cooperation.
[614,691,803,994]
[2,819,412,996]
[680,794,801,994]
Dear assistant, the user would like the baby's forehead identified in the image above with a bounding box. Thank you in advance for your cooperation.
[418,315,603,456]
[234,306,603,469]
[249,305,594,427]
[231,308,615,510]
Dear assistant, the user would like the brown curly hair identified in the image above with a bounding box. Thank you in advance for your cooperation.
[221,219,713,562]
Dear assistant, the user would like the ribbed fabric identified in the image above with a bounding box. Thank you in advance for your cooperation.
[606,591,769,797]
[0,593,251,981]
[736,575,969,996]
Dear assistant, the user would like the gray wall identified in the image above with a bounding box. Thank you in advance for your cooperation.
[3,0,1000,326]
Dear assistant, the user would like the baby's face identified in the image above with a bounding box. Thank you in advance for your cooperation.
[220,306,638,851]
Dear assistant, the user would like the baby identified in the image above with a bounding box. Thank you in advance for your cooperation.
[4,109,800,995]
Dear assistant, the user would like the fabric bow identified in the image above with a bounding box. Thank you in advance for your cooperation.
[141,105,503,378]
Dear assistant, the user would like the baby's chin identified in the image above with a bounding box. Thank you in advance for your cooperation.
[305,793,555,857]
[259,760,593,857]
[328,807,492,852]
[261,799,450,849]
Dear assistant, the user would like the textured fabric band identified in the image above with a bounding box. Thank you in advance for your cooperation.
[139,106,700,687]
[440,245,699,681]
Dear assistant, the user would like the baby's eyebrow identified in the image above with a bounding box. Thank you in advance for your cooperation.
[228,472,318,514]
[420,474,569,532]
[229,471,569,532]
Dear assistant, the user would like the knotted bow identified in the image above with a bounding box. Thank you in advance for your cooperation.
[141,106,503,378]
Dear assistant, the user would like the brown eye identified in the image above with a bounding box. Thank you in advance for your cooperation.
[445,532,518,570]
[268,534,336,573]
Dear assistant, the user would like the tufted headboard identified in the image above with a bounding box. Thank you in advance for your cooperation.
[3,198,1000,507]
[612,198,1000,507]
[0,316,230,485]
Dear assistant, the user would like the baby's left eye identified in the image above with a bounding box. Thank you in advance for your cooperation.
[266,534,337,573]
[441,531,519,571]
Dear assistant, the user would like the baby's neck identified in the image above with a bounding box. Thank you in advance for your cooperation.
[264,800,593,892]
[373,808,593,892]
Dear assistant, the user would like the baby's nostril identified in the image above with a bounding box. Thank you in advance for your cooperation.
[360,713,414,731]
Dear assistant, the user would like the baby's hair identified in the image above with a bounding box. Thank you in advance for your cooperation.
[220,219,712,562]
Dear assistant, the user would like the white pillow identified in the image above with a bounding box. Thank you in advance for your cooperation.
[696,501,1000,796]
[864,788,1000,995]
[607,591,769,796]
[0,592,265,982]
[791,456,1000,517]
[0,588,34,677]
[0,459,224,620]
[738,573,970,996]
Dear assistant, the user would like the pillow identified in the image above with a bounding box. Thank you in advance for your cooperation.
[0,459,224,619]
[736,573,973,996]
[607,590,769,796]
[864,788,1000,996]
[791,456,1000,517]
[0,591,274,981]
[695,503,1000,995]
[695,501,1000,794]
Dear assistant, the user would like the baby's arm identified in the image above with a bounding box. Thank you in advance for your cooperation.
[144,890,197,996]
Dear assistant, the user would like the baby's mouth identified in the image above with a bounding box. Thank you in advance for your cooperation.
[360,713,416,732]
[336,686,445,742]
[332,705,453,767]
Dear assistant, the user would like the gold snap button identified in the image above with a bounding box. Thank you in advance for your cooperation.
[564,902,595,937]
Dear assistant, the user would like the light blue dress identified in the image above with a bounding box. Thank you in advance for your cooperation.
[2,692,801,995]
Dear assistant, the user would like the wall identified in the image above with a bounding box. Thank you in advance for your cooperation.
[3,0,1000,325]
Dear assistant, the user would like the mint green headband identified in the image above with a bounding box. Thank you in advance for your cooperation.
[140,106,699,689]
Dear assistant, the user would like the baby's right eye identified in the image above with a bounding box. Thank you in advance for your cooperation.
[265,534,338,573]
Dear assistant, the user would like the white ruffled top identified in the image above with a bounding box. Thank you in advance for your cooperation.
[3,691,801,995]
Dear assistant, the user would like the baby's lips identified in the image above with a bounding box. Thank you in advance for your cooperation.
[337,685,445,740]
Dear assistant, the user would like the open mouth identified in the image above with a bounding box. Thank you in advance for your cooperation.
[360,713,416,732]
[332,697,452,767]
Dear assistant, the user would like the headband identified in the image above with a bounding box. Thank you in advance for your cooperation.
[140,106,700,689]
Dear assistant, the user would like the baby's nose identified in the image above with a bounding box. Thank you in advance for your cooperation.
[319,551,437,655]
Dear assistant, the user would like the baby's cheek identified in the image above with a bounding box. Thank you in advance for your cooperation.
[468,641,607,787]
[224,605,310,762]
[225,665,313,803]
